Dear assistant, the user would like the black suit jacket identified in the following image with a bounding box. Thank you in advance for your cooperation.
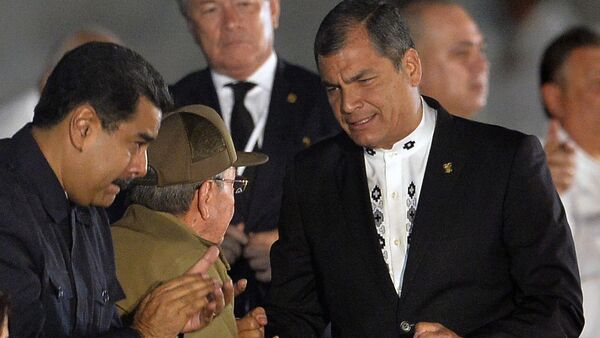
[170,59,339,313]
[265,98,583,337]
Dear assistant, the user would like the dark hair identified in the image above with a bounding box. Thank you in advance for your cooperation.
[0,290,8,325]
[314,0,415,70]
[540,26,600,117]
[34,42,173,131]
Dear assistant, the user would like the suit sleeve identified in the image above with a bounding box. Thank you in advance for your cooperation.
[468,135,584,337]
[265,165,328,338]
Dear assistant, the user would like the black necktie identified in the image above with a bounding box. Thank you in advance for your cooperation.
[227,82,256,150]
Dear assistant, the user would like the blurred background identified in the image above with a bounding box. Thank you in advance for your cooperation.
[1,0,598,137]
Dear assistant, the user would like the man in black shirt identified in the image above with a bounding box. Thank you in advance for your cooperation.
[0,42,229,337]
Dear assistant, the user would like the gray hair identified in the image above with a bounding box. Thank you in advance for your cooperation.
[129,171,225,216]
[314,0,414,70]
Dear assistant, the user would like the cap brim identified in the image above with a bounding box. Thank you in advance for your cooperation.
[234,151,269,167]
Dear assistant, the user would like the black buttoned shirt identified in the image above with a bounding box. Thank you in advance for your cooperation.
[0,125,139,337]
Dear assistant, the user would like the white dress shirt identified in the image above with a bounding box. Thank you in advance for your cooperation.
[211,52,277,150]
[364,97,437,295]
[557,129,600,338]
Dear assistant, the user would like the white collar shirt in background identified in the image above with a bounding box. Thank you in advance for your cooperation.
[364,97,437,295]
[556,128,600,338]
[211,52,277,149]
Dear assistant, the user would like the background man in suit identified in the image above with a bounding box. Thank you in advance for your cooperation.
[398,0,489,118]
[539,26,600,338]
[171,0,339,316]
[265,1,583,337]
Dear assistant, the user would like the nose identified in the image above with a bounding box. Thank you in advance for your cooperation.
[127,147,148,179]
[341,87,363,114]
[470,48,489,75]
[223,4,241,29]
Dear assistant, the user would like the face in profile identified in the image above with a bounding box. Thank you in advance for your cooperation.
[318,26,423,150]
[185,0,280,79]
[70,97,161,207]
[414,4,488,118]
[203,167,236,244]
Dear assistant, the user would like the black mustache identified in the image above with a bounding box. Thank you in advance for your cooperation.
[112,178,131,190]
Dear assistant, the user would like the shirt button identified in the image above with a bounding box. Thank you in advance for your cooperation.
[102,290,110,303]
[394,239,400,246]
[392,192,398,199]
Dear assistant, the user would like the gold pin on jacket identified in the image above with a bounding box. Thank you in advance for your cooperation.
[287,92,297,103]
[443,162,453,174]
[302,136,311,147]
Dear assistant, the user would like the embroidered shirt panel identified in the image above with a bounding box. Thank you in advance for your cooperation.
[364,97,437,295]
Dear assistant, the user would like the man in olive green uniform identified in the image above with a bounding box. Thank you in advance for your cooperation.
[112,105,269,337]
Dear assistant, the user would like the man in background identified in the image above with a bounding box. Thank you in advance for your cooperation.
[398,0,489,118]
[171,0,339,316]
[0,27,121,138]
[540,26,600,338]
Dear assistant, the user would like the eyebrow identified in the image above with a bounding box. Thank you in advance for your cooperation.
[322,69,373,87]
[138,132,157,143]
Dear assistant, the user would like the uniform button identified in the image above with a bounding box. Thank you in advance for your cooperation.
[400,321,411,332]
[102,290,110,303]
[57,286,64,298]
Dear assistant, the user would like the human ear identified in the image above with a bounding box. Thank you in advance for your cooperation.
[197,181,212,220]
[69,104,100,152]
[541,83,565,119]
[270,0,281,29]
[403,48,422,87]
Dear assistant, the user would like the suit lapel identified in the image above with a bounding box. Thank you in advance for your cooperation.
[335,135,400,300]
[263,60,293,147]
[200,70,222,115]
[400,101,467,297]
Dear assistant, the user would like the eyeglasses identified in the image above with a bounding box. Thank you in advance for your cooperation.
[212,176,248,194]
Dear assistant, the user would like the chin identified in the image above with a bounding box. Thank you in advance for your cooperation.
[93,195,117,208]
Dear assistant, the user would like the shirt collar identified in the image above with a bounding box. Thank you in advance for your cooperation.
[211,52,278,93]
[10,124,70,224]
[117,204,231,269]
[364,96,436,157]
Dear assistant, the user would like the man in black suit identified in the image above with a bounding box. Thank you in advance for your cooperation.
[265,1,583,337]
[170,0,339,316]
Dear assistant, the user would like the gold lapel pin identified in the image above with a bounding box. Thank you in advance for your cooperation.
[287,92,297,104]
[302,136,312,147]
[443,162,453,174]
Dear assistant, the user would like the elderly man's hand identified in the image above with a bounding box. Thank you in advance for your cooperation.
[237,306,268,338]
[414,322,462,338]
[544,119,576,193]
[244,229,278,282]
[221,223,248,265]
[132,246,222,337]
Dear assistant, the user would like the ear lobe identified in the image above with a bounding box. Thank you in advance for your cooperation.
[403,48,422,87]
[541,83,564,118]
[69,104,98,152]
